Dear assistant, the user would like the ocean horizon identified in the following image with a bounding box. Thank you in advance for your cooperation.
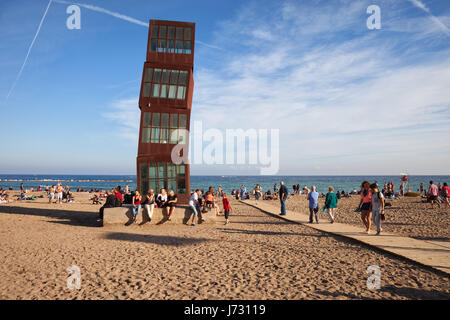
[1,174,449,194]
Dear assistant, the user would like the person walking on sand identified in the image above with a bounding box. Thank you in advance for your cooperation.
[324,186,337,223]
[307,185,319,223]
[428,181,440,209]
[279,181,288,215]
[222,193,232,225]
[370,183,385,235]
[358,181,372,233]
[188,189,203,226]
[132,190,142,223]
[143,189,155,222]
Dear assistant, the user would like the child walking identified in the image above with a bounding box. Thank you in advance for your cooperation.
[222,193,232,225]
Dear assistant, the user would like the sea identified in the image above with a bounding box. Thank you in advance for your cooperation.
[1,175,449,194]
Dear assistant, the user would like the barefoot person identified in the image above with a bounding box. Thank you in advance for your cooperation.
[132,190,142,223]
[166,190,178,221]
[358,181,372,233]
[222,193,232,225]
[324,186,337,223]
[307,185,319,223]
[370,183,385,235]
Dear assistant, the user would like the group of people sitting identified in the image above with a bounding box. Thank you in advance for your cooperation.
[98,186,179,224]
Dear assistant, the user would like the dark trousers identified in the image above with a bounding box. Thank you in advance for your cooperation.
[280,198,286,214]
[224,209,230,219]
[309,207,319,222]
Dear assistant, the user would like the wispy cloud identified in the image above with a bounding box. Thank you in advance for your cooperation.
[53,0,148,26]
[408,0,450,36]
[189,0,450,174]
[102,98,140,141]
[54,0,222,49]
[5,0,53,100]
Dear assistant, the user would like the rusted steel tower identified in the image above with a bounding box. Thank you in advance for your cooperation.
[137,20,195,203]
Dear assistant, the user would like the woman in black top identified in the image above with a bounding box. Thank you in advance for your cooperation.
[166,190,178,221]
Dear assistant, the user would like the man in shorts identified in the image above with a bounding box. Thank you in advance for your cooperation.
[56,183,64,204]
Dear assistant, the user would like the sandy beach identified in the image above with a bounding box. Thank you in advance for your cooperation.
[0,191,448,300]
[286,194,450,241]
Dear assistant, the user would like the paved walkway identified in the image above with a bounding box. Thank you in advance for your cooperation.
[240,200,450,275]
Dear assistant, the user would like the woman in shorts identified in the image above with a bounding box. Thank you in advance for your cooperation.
[358,181,372,233]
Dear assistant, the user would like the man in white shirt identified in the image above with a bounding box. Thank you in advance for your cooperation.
[189,189,203,226]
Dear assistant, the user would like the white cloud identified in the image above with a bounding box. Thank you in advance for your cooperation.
[190,0,450,174]
[102,98,140,141]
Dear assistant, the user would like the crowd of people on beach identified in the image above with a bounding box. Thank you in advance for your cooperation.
[2,178,449,234]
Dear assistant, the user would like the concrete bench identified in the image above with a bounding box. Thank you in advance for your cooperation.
[102,204,220,226]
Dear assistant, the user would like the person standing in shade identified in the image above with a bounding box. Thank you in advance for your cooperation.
[370,183,385,235]
[222,193,232,225]
[324,186,337,223]
[279,181,288,215]
[307,185,319,223]
[428,181,440,209]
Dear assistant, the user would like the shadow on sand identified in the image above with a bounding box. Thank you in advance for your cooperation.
[0,205,100,227]
[103,232,211,246]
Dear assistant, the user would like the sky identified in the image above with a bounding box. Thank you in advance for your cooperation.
[0,0,449,175]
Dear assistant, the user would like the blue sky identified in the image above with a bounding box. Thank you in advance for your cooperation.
[0,0,449,175]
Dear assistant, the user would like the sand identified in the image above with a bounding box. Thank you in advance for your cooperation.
[0,191,448,300]
[285,194,450,241]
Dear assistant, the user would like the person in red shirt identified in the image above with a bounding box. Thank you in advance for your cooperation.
[114,186,123,206]
[222,193,232,225]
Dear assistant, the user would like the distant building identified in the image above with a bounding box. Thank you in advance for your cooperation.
[137,20,195,203]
